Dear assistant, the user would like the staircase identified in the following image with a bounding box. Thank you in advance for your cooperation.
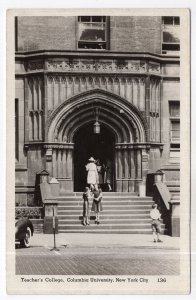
[57,192,165,234]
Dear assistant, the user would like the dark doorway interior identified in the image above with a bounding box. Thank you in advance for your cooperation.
[73,123,115,191]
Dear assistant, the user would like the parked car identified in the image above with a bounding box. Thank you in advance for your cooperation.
[15,218,34,248]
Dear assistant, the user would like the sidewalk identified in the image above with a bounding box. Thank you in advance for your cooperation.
[31,233,180,250]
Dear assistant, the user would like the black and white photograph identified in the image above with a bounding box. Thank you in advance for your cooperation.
[6,8,190,294]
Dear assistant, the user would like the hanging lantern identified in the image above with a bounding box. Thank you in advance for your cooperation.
[93,120,101,134]
[93,107,100,134]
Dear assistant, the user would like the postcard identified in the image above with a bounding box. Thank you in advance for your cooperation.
[6,8,190,294]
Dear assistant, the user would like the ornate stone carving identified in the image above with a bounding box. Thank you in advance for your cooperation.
[140,62,147,72]
[148,62,160,73]
[115,60,128,71]
[44,58,156,74]
[130,61,140,72]
[28,60,44,71]
[150,111,160,117]
[81,60,95,71]
[97,61,113,71]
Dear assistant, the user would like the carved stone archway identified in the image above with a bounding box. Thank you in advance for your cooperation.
[46,89,149,193]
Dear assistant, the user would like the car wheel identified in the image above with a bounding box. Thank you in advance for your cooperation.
[20,227,31,248]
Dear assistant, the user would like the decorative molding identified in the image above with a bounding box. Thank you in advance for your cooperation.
[148,62,161,74]
[150,111,159,117]
[115,142,164,150]
[43,143,74,150]
[45,59,150,74]
[27,60,44,71]
[29,109,43,115]
[24,142,74,150]
[46,89,148,143]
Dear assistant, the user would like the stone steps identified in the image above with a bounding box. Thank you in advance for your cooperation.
[58,223,165,230]
[57,200,153,206]
[58,192,137,197]
[56,192,163,234]
[58,229,154,234]
[58,218,163,225]
[58,214,151,220]
[58,205,152,211]
[58,196,152,201]
[58,209,152,215]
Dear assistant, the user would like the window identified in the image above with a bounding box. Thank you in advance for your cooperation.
[15,98,19,161]
[169,101,180,118]
[169,101,180,160]
[170,121,180,143]
[78,16,108,50]
[162,16,180,55]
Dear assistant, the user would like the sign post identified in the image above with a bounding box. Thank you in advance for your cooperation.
[50,205,59,251]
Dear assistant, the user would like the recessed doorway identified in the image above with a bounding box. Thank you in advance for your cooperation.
[73,123,115,191]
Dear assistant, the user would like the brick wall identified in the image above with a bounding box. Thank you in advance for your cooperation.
[17,16,162,53]
[17,16,77,51]
[110,16,162,54]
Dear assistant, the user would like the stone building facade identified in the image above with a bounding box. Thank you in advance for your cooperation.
[15,16,180,231]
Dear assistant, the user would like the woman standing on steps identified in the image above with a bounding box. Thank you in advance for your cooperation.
[86,157,98,191]
[91,185,103,224]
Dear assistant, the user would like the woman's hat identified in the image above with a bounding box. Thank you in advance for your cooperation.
[88,157,95,162]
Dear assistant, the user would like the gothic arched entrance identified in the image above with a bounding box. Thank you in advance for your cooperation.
[46,89,149,194]
[73,123,115,191]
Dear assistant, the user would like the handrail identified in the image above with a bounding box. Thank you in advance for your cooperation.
[154,182,171,210]
[153,182,172,235]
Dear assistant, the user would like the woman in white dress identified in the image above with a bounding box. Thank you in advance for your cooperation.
[86,157,98,191]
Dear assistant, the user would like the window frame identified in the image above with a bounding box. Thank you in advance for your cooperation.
[162,16,180,55]
[77,16,109,50]
[169,100,180,160]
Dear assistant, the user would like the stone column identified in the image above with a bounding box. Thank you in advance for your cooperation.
[115,145,123,192]
[46,144,74,193]
[24,78,30,142]
[59,149,67,195]
[60,145,74,193]
[133,79,138,107]
[129,148,135,192]
[38,112,42,140]
[52,149,57,178]
[145,76,151,140]
[136,148,142,179]
[57,149,63,178]
[123,146,129,192]
[62,150,67,178]
[141,148,149,180]
[45,148,53,176]
[42,74,47,141]
[34,113,38,140]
